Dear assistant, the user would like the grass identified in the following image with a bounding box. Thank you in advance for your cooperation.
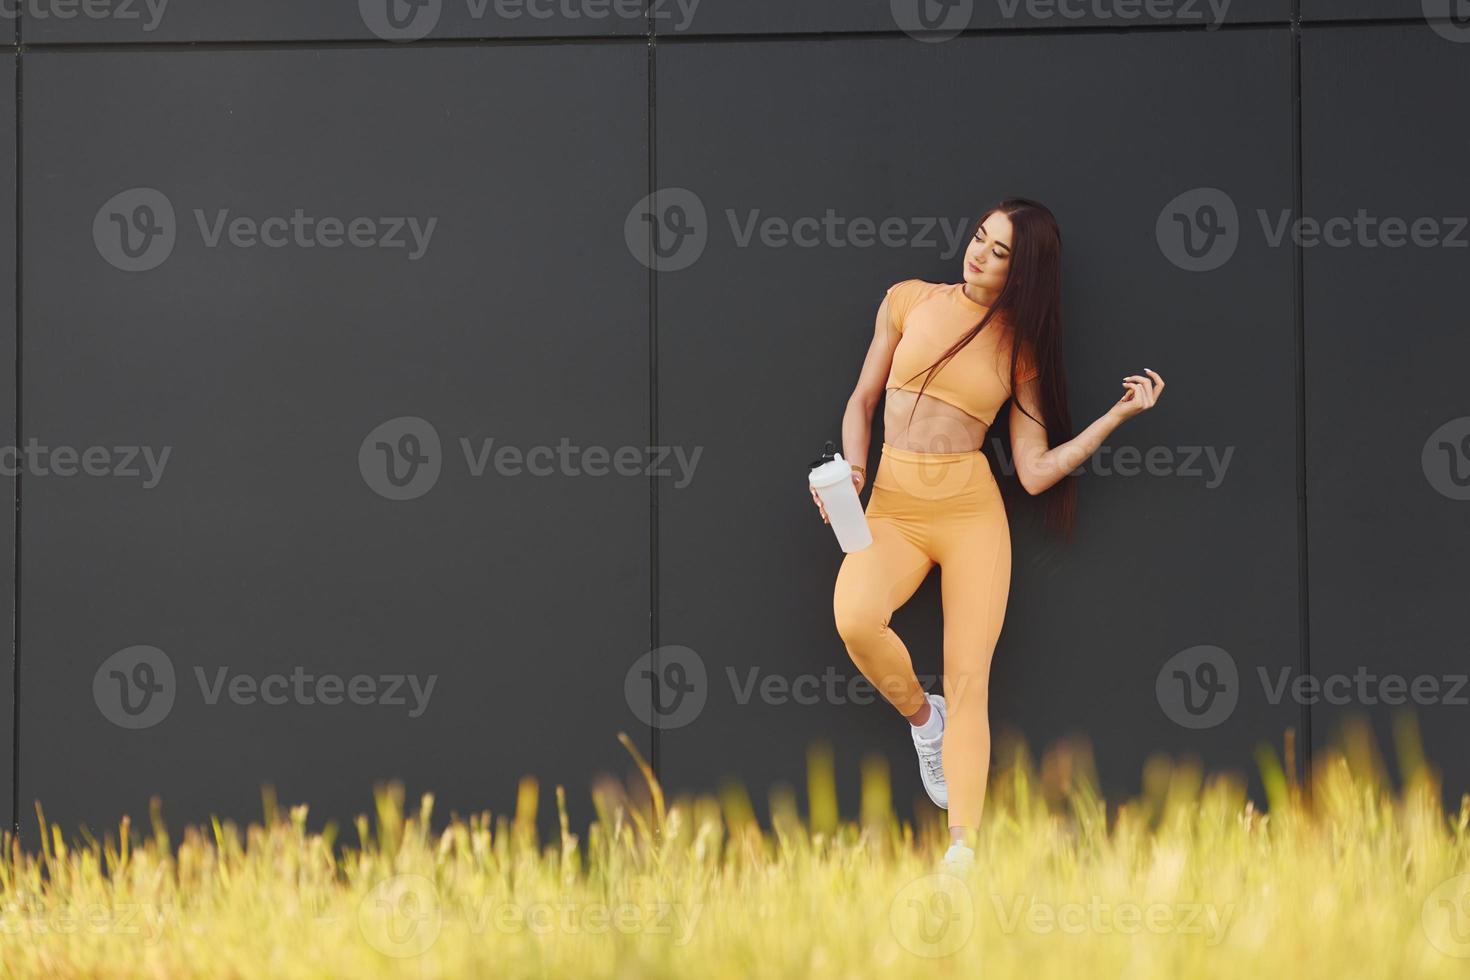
[2,717,1469,979]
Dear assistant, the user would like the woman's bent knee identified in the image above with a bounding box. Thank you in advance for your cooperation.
[833,601,886,648]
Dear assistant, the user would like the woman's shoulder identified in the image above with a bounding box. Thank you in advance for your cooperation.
[884,278,949,305]
[886,277,946,292]
[883,279,948,334]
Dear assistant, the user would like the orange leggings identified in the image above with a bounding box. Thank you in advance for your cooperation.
[832,442,1012,830]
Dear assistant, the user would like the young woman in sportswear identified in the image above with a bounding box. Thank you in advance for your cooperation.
[808,198,1165,867]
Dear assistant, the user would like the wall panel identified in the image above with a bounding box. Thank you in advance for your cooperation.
[21,0,647,43]
[18,45,651,840]
[1301,23,1470,796]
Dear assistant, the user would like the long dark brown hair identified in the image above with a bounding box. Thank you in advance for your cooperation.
[895,198,1077,539]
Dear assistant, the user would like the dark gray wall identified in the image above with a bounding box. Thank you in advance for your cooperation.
[653,0,1290,34]
[22,0,647,42]
[1301,23,1470,787]
[19,44,650,840]
[0,55,14,830]
[1302,1,1432,21]
[6,6,1467,840]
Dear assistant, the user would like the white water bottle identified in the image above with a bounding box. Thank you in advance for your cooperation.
[808,441,872,553]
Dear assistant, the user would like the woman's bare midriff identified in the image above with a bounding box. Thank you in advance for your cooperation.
[882,387,989,454]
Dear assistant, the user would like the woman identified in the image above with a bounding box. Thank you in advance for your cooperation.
[809,198,1164,869]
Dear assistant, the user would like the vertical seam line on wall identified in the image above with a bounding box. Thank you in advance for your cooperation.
[11,31,21,835]
[646,4,660,782]
[1290,0,1312,802]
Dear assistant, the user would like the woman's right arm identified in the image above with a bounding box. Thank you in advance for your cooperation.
[811,292,899,522]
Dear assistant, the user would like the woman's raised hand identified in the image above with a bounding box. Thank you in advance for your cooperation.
[1110,367,1165,421]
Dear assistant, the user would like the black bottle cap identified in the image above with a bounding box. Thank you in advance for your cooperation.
[808,439,838,471]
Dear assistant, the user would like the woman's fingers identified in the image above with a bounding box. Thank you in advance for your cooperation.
[1145,368,1164,405]
[1122,377,1155,409]
[1125,372,1165,407]
[809,486,829,523]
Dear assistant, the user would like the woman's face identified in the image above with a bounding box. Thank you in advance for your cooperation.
[962,212,1014,295]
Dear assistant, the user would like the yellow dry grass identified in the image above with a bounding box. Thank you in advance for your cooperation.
[2,716,1468,979]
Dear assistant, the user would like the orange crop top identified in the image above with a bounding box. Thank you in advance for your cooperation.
[883,279,1039,426]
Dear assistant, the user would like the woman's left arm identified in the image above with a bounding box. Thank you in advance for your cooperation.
[1009,368,1165,496]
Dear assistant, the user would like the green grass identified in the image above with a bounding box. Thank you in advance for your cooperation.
[2,717,1469,979]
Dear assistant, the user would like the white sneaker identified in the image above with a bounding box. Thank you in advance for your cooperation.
[941,841,976,871]
[911,694,947,808]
